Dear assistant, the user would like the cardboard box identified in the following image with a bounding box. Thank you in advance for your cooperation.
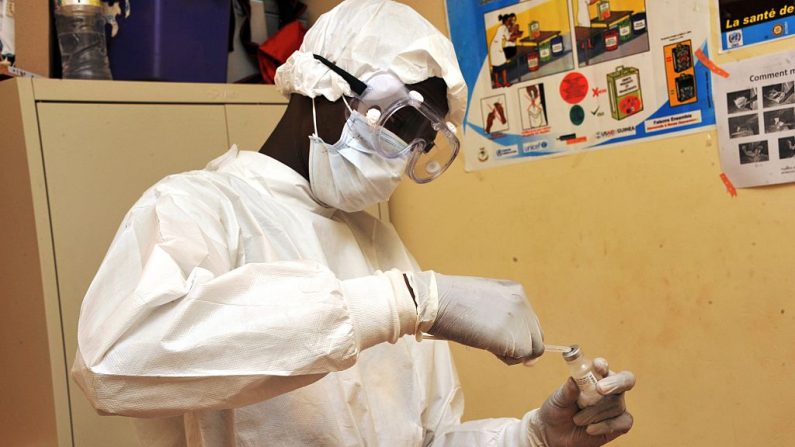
[14,1,51,77]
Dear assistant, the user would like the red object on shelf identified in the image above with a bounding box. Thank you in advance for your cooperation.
[527,50,540,71]
[257,21,307,84]
[604,29,619,51]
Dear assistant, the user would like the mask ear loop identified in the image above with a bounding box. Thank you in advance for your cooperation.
[341,95,354,114]
[311,97,319,138]
[340,95,358,135]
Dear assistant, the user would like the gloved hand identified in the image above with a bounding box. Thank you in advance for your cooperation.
[408,271,544,364]
[529,358,635,447]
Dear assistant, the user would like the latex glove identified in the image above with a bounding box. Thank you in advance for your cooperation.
[409,271,544,364]
[529,358,635,447]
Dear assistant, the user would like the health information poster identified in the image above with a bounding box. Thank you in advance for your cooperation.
[445,0,716,172]
[717,0,795,52]
[713,50,795,187]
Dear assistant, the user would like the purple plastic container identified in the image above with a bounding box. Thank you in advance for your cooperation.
[108,0,231,83]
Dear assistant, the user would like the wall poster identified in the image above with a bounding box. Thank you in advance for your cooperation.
[713,50,795,187]
[445,0,716,172]
[717,0,795,52]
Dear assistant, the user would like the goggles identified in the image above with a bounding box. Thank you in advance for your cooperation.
[314,55,460,183]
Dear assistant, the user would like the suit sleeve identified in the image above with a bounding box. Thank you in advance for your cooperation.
[72,185,417,418]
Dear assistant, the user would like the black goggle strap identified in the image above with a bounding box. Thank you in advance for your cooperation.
[313,54,368,97]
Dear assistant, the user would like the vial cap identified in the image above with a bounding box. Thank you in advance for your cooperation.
[562,344,582,361]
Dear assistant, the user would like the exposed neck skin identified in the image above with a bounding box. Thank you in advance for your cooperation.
[259,94,347,181]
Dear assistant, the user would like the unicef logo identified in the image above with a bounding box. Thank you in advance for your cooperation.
[524,140,549,152]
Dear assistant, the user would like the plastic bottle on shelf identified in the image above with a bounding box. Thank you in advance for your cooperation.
[54,0,112,80]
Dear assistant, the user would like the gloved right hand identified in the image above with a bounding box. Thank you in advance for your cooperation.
[408,271,544,364]
[528,358,635,447]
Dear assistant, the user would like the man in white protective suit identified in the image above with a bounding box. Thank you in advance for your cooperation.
[72,1,635,445]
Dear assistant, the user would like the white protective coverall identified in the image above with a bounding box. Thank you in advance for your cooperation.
[72,0,560,445]
[72,147,543,446]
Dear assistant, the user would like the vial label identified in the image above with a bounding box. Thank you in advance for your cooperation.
[575,371,599,389]
[634,19,646,30]
[552,43,563,52]
[620,26,631,37]
[540,48,551,58]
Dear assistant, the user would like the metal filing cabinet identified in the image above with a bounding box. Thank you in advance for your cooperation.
[1,78,289,447]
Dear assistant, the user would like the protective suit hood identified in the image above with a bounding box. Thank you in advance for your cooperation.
[275,0,468,127]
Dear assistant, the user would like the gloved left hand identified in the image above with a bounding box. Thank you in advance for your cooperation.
[528,358,635,447]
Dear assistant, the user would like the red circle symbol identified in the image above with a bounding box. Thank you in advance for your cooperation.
[619,95,642,115]
[559,72,589,105]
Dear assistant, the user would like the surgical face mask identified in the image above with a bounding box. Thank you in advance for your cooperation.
[309,109,409,213]
[313,55,460,183]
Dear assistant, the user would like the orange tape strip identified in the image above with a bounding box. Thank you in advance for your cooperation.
[720,173,738,197]
[565,136,588,145]
[695,49,729,78]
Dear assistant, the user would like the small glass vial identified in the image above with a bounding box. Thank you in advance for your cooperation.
[563,345,604,408]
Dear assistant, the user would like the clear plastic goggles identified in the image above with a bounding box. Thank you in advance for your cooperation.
[315,55,460,183]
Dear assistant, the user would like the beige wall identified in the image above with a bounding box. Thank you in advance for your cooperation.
[308,1,795,446]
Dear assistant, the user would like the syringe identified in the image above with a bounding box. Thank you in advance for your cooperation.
[423,334,573,355]
[543,344,573,353]
[522,344,573,366]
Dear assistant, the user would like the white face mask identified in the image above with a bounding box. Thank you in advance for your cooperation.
[309,110,409,213]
